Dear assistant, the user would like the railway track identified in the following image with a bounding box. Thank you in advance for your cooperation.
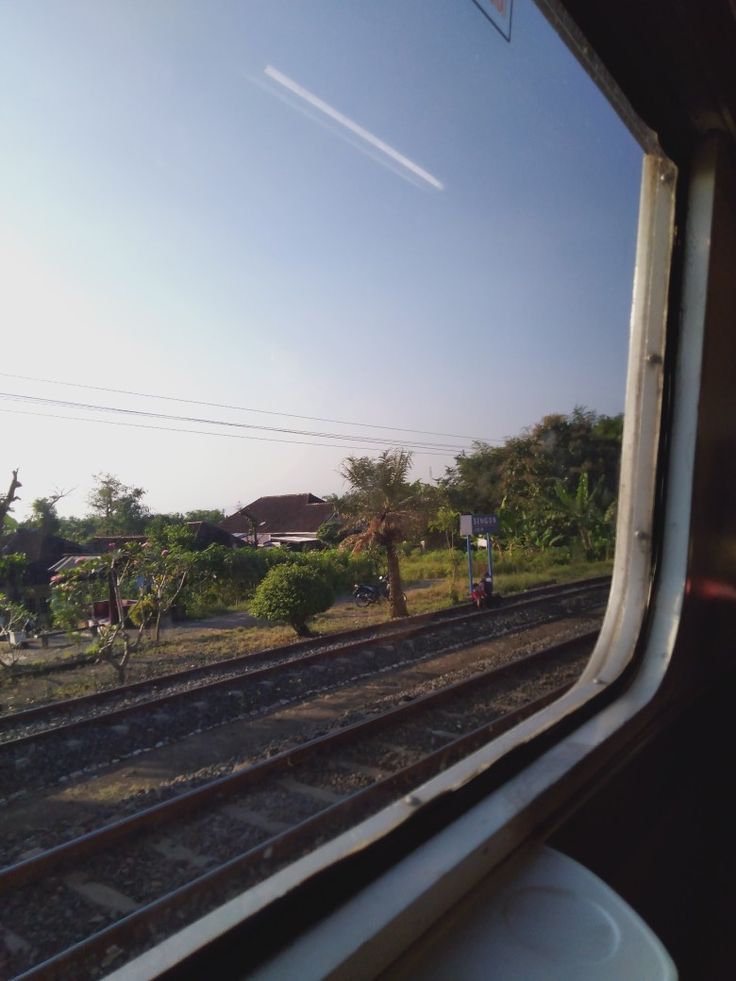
[0,578,608,799]
[0,630,596,980]
[0,576,609,739]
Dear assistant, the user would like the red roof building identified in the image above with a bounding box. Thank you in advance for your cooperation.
[219,493,334,547]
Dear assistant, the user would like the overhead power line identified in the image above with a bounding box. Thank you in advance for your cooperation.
[0,392,471,453]
[0,407,459,457]
[0,370,502,444]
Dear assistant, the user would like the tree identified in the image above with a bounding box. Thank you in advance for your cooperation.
[0,592,29,636]
[0,592,31,664]
[21,490,70,537]
[548,472,605,558]
[0,554,27,602]
[87,473,150,535]
[427,502,462,603]
[50,549,147,682]
[184,508,226,524]
[147,509,227,529]
[145,516,197,547]
[441,409,623,558]
[57,514,99,544]
[316,518,347,547]
[337,449,422,618]
[0,470,21,532]
[26,498,61,536]
[250,564,334,637]
[128,538,199,643]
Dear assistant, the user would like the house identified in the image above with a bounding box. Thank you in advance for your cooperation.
[48,522,243,628]
[219,493,335,549]
[0,529,89,617]
[185,521,246,550]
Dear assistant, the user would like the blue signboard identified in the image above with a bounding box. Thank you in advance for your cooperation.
[472,514,500,534]
[471,0,513,42]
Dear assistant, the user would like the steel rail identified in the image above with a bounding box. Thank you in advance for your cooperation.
[12,631,597,981]
[13,672,582,981]
[0,583,607,800]
[0,629,596,897]
[0,584,606,799]
[0,578,609,748]
[1,576,609,733]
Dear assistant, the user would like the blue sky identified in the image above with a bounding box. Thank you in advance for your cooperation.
[0,0,642,520]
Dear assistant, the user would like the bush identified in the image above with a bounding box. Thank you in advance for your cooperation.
[291,549,377,594]
[177,546,291,618]
[0,592,31,636]
[169,545,377,621]
[249,564,335,637]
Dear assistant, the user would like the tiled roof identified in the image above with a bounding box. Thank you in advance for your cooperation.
[220,493,334,536]
[185,521,244,549]
[0,530,89,585]
[0,529,87,563]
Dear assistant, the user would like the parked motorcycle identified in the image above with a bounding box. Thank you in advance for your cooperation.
[352,576,389,606]
[352,576,405,607]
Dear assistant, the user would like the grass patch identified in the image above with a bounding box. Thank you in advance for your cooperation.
[494,559,612,595]
[399,549,611,595]
[156,623,296,658]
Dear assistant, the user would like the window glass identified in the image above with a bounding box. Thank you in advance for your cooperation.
[0,6,644,972]
[1,0,640,518]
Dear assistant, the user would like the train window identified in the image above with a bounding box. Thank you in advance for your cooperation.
[0,1,686,978]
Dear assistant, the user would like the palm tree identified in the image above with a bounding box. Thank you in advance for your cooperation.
[338,449,418,618]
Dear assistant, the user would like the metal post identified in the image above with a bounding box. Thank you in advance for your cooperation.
[466,535,473,597]
[486,532,494,596]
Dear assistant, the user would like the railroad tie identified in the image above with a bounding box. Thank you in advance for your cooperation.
[63,872,138,914]
[369,739,412,757]
[276,776,343,804]
[221,803,289,834]
[429,708,463,727]
[0,923,31,957]
[426,728,460,742]
[333,759,386,780]
[149,838,211,869]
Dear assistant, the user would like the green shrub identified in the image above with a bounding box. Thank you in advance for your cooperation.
[291,549,377,593]
[0,591,30,634]
[172,545,375,620]
[50,563,107,630]
[178,546,290,617]
[249,564,335,637]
